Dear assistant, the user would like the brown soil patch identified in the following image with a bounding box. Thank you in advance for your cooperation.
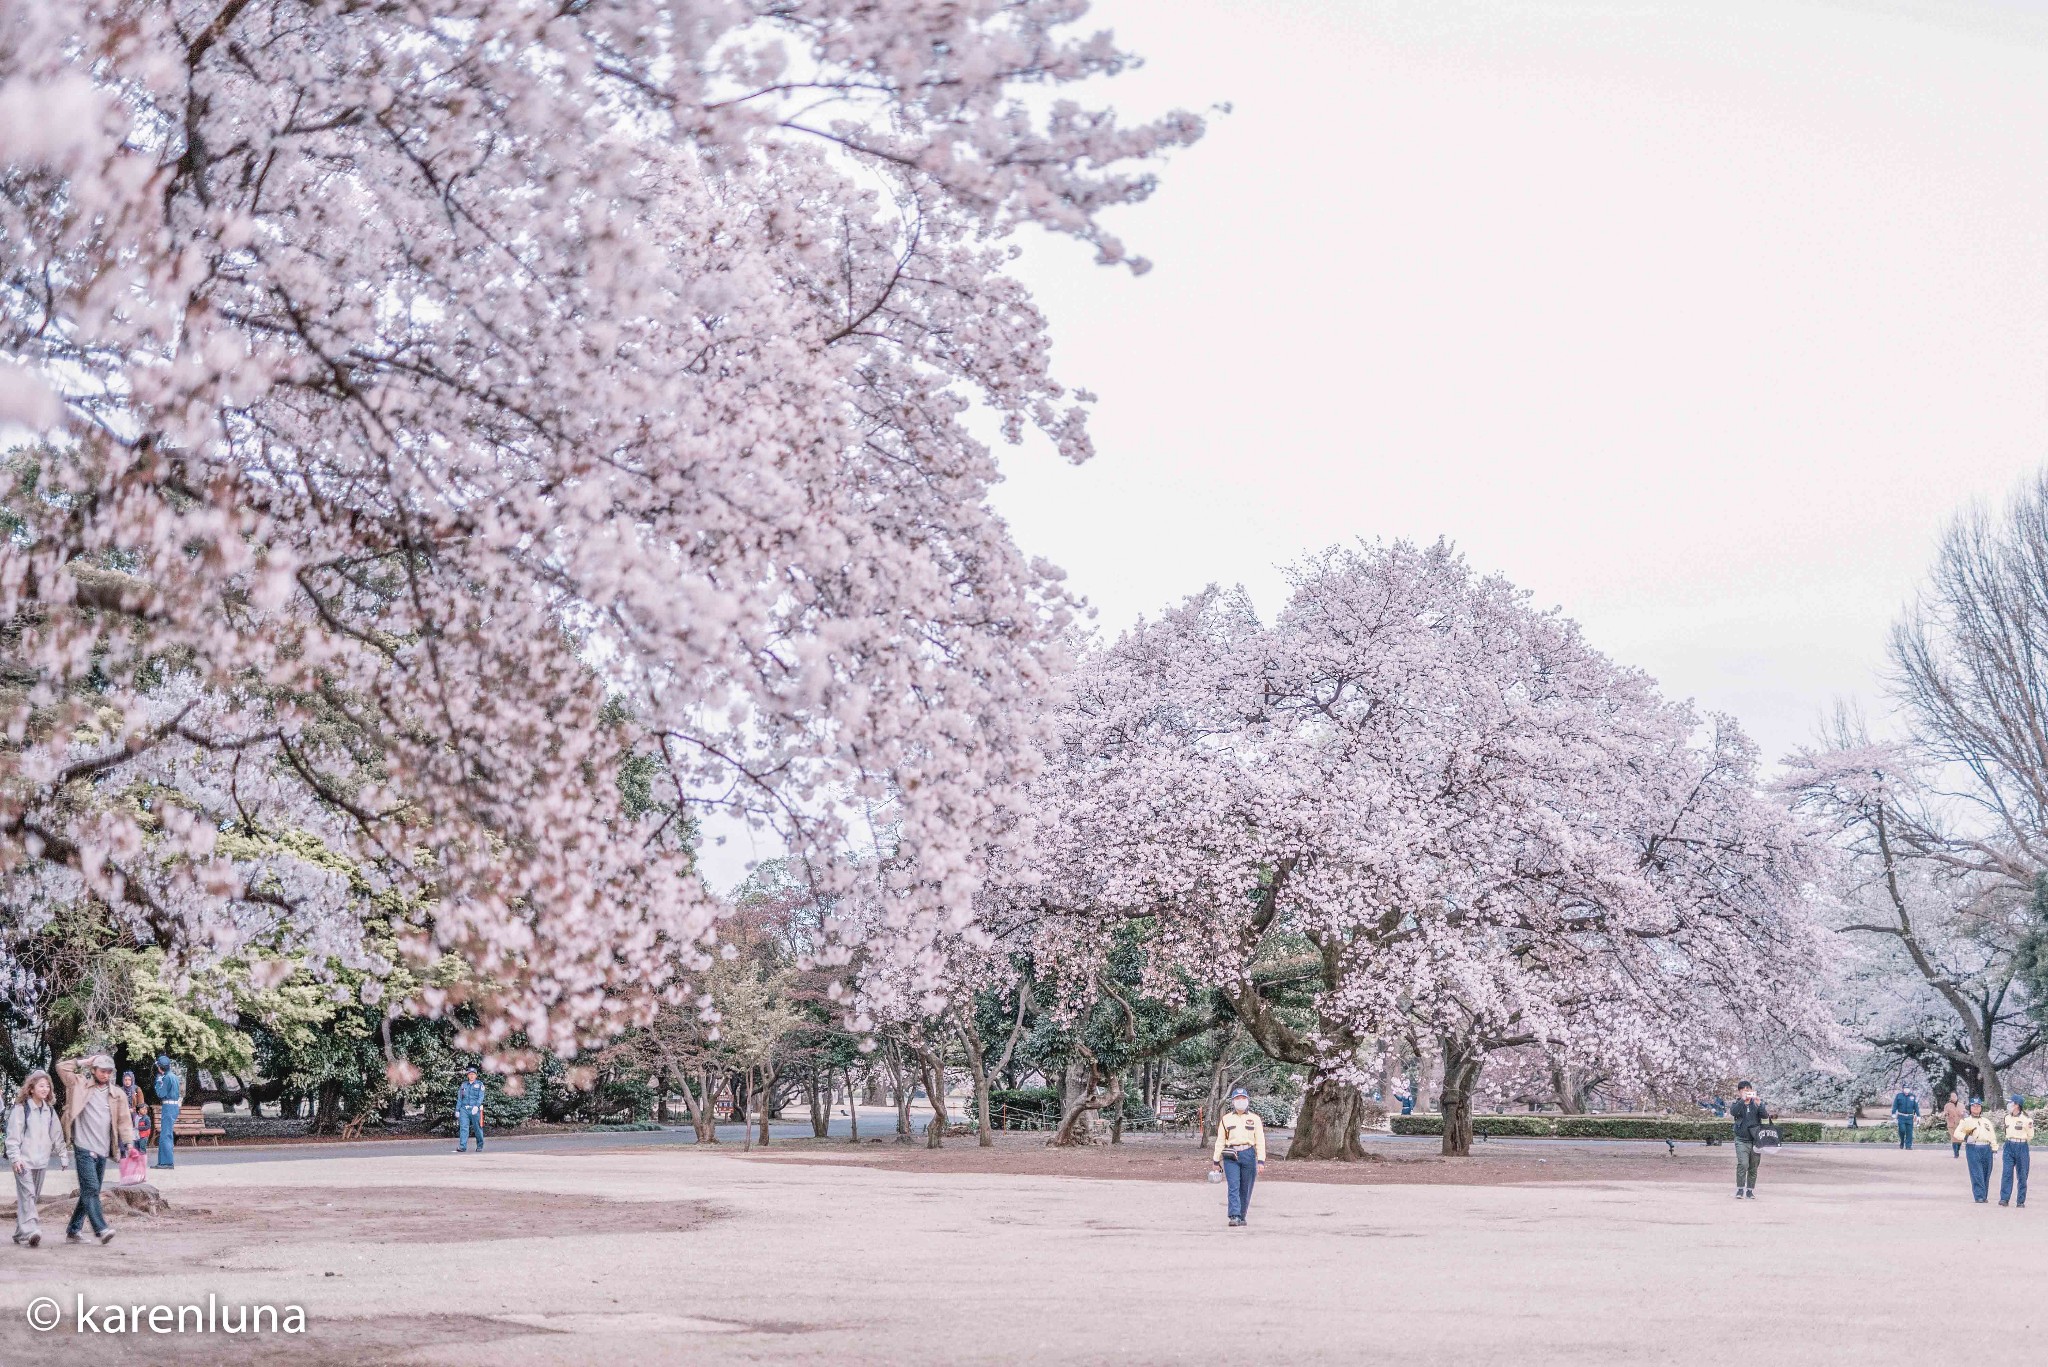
[4,1185,714,1283]
[721,1130,1860,1188]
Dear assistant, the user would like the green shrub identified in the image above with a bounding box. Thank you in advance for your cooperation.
[1390,1114,1558,1137]
[1389,1114,1823,1142]
[966,1087,1062,1129]
[1820,1123,1949,1144]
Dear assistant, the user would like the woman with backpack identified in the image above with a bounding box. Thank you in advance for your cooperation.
[5,1071,66,1248]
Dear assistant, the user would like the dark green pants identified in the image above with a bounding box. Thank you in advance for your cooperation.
[1735,1139,1760,1191]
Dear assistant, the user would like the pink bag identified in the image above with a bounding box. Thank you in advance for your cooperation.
[118,1147,146,1186]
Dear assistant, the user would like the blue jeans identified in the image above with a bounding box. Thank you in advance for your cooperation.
[67,1148,108,1237]
[157,1101,178,1167]
[1222,1147,1258,1221]
[1967,1143,1994,1200]
[457,1108,483,1151]
[2001,1142,2030,1205]
[1896,1117,1914,1148]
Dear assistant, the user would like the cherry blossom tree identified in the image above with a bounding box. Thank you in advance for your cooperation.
[0,2,1201,1057]
[1014,542,1825,1158]
[1783,474,2048,1112]
[1782,732,2044,1112]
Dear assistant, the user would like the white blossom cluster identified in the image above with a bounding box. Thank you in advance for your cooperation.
[0,1,1199,1051]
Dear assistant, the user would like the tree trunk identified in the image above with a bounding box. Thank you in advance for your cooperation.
[756,1067,774,1147]
[956,1012,995,1149]
[1287,1072,1367,1160]
[918,1044,949,1149]
[312,1078,344,1135]
[678,1067,717,1142]
[1198,1025,1233,1149]
[886,1042,915,1144]
[1052,1053,1123,1147]
[1961,1028,2007,1111]
[1549,1056,1600,1115]
[845,1067,861,1142]
[1439,1039,1485,1158]
[808,1071,829,1138]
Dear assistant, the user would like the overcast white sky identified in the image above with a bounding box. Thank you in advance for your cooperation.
[708,0,2048,887]
[992,0,2048,763]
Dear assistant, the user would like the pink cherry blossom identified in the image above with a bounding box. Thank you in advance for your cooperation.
[0,1,1200,1055]
[1004,542,1828,1155]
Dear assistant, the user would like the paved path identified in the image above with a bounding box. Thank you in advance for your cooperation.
[3,1136,2033,1365]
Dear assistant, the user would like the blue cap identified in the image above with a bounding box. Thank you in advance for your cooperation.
[1229,1088,1250,1099]
[1969,1097,1984,1107]
[2012,1096,2026,1108]
[155,1056,171,1070]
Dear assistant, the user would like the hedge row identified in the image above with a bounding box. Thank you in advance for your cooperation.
[1821,1123,1951,1144]
[1389,1115,1824,1143]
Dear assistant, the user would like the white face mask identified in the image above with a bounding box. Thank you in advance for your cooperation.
[1232,1098,1249,1113]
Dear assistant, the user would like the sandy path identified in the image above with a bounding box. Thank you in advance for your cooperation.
[0,1139,2037,1365]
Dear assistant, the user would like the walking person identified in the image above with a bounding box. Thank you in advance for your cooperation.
[455,1068,487,1153]
[1944,1091,1965,1157]
[1999,1097,2032,1208]
[152,1056,181,1169]
[1890,1087,1921,1150]
[1956,1098,1999,1203]
[1729,1081,1771,1198]
[5,1071,65,1248]
[55,1053,134,1244]
[1209,1088,1267,1227]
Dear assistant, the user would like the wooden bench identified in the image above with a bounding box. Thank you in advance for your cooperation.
[171,1119,226,1146]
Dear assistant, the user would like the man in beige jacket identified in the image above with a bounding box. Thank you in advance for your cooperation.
[55,1053,134,1244]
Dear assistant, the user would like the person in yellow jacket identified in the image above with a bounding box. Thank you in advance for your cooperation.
[1955,1098,1999,1203]
[1210,1088,1267,1228]
[1999,1097,2033,1208]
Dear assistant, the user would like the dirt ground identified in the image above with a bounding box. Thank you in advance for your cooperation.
[0,1135,2038,1365]
[736,1128,1871,1186]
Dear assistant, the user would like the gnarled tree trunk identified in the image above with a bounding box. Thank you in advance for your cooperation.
[1287,1072,1367,1160]
[1052,1052,1123,1147]
[917,1042,950,1149]
[1439,1038,1485,1157]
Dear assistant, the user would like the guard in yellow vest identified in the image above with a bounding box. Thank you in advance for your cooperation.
[2000,1097,2033,1208]
[1955,1099,1999,1203]
[1210,1088,1267,1227]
